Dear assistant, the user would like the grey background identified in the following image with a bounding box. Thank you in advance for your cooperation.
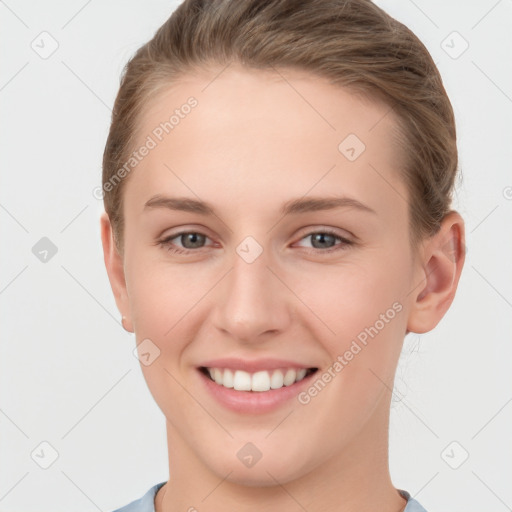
[1,0,511,510]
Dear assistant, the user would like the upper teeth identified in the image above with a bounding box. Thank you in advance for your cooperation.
[206,367,309,392]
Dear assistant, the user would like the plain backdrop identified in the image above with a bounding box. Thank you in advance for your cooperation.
[1,1,511,511]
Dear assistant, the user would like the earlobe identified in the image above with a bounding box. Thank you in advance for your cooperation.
[100,212,134,332]
[407,212,466,334]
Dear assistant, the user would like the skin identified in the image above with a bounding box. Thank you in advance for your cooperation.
[101,64,465,512]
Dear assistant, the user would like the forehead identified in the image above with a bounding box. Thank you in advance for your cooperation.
[139,64,403,150]
[125,65,408,222]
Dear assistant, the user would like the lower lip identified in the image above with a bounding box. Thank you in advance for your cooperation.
[197,368,317,414]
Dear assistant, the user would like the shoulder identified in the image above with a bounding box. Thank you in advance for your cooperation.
[110,482,167,512]
[110,483,426,512]
[399,489,429,512]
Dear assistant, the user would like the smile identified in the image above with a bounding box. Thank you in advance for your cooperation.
[200,366,318,392]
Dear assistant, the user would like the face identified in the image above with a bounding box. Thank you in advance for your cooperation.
[105,65,428,486]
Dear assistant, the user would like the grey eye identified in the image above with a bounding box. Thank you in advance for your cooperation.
[308,233,338,249]
[178,232,207,249]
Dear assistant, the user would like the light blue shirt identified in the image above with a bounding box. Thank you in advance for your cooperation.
[111,482,428,511]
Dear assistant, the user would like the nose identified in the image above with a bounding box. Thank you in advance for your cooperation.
[212,241,293,344]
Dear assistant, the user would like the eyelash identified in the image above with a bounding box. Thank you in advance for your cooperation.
[157,229,354,256]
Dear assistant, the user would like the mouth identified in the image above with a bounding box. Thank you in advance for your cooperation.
[199,366,319,392]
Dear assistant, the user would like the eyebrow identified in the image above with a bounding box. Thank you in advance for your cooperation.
[143,194,377,216]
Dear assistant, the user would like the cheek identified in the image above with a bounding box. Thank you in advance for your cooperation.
[291,254,410,441]
[292,250,410,349]
[127,269,180,339]
[124,251,219,377]
[124,258,206,413]
[124,243,204,338]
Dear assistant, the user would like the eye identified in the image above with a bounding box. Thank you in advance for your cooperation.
[158,231,213,254]
[157,228,353,256]
[295,229,353,253]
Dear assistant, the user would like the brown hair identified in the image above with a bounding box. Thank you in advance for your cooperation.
[102,0,458,254]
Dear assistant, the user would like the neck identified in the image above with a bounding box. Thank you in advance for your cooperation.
[156,393,407,512]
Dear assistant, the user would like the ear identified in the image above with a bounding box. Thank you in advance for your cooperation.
[407,211,466,334]
[100,211,134,332]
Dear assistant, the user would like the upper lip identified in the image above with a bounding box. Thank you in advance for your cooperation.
[199,357,317,373]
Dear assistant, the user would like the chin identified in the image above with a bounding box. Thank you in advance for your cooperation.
[204,446,315,488]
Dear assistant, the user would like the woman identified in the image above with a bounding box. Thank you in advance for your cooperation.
[101,0,465,510]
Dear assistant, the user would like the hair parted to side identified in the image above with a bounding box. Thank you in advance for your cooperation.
[102,0,459,255]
